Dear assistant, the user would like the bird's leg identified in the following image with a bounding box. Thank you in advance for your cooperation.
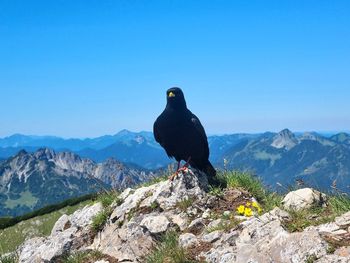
[169,157,193,181]
[169,161,181,181]
[177,156,191,172]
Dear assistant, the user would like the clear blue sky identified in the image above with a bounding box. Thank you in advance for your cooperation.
[1,0,349,138]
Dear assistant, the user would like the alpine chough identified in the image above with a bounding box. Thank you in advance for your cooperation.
[153,87,217,182]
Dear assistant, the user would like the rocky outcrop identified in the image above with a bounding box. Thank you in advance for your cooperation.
[18,203,103,263]
[282,188,327,211]
[15,168,350,263]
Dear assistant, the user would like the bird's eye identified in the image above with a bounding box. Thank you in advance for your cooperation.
[168,92,175,97]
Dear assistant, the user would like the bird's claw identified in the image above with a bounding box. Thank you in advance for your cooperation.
[168,166,190,181]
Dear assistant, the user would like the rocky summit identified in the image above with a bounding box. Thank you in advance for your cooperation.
[13,168,350,263]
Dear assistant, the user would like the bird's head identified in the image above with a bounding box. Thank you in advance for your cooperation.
[166,87,187,110]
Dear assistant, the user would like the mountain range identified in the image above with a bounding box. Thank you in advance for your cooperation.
[1,129,350,217]
[0,130,257,169]
[0,148,154,217]
[222,129,350,193]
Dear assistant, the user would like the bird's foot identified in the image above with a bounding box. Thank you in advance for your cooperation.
[168,166,190,181]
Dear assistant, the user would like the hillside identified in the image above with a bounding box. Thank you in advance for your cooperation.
[222,129,350,193]
[6,168,350,263]
[0,199,92,254]
[0,148,154,217]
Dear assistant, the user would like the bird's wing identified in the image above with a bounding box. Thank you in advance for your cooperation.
[190,113,208,143]
[190,112,210,159]
[153,119,162,144]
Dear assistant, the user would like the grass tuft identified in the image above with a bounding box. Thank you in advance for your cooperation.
[0,254,18,263]
[97,191,121,208]
[91,208,112,234]
[328,194,350,216]
[146,231,195,263]
[176,197,194,212]
[217,170,282,212]
[207,217,241,233]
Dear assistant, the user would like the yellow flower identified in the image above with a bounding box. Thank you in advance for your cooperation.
[258,207,263,214]
[237,205,245,215]
[246,202,251,207]
[252,202,259,208]
[244,207,253,217]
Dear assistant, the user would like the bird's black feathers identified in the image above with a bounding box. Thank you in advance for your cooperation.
[153,87,217,182]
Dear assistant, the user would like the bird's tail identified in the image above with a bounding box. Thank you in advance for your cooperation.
[204,161,216,178]
[203,161,224,187]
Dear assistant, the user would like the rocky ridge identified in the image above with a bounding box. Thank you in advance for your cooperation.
[0,148,154,216]
[15,169,350,263]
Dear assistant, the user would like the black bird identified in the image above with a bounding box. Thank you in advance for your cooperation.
[153,87,217,183]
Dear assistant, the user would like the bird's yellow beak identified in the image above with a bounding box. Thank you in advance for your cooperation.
[168,91,175,97]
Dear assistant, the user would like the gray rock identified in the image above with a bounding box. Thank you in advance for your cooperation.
[140,215,170,234]
[236,208,328,263]
[119,187,133,200]
[202,208,211,219]
[207,219,225,230]
[187,218,206,234]
[282,188,327,211]
[204,247,237,263]
[334,246,350,258]
[335,211,350,228]
[179,233,198,248]
[110,169,207,224]
[315,255,350,263]
[169,212,188,231]
[18,203,102,263]
[91,217,154,261]
[202,230,223,243]
[306,222,340,234]
[51,214,70,235]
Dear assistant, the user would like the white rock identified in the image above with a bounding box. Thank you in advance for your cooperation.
[18,203,103,263]
[119,187,133,200]
[51,214,70,235]
[282,188,327,211]
[91,218,154,261]
[169,213,188,231]
[223,211,231,217]
[140,215,170,234]
[335,211,350,228]
[207,219,224,230]
[202,209,211,219]
[202,230,223,243]
[187,218,205,233]
[179,233,198,248]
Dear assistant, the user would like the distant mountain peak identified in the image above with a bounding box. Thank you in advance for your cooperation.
[271,128,298,150]
[115,129,132,136]
[331,132,350,144]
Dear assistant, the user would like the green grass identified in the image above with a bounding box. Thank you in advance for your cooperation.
[91,208,112,234]
[217,170,282,212]
[207,217,241,233]
[0,254,18,263]
[96,191,121,208]
[328,194,350,215]
[0,200,92,255]
[208,186,224,198]
[5,190,38,209]
[282,194,350,232]
[146,231,195,263]
[176,197,194,212]
[61,250,104,263]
